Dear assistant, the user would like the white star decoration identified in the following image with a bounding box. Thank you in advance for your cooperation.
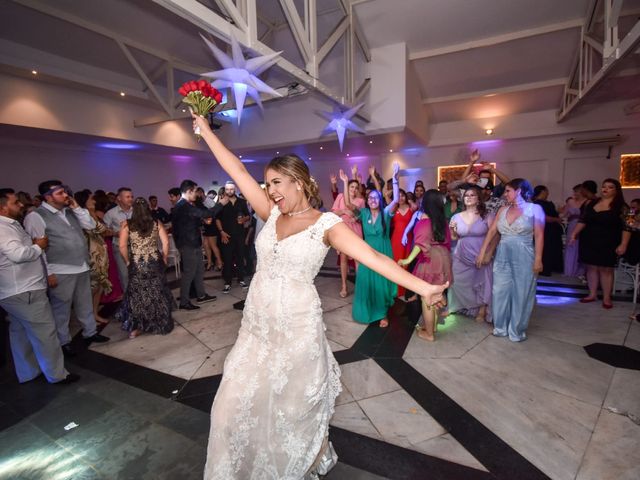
[319,103,365,151]
[200,34,282,125]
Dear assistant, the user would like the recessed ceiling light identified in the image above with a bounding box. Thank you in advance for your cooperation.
[276,151,280,154]
[31,70,38,75]
[319,146,323,150]
[485,128,494,136]
[389,149,393,153]
[369,140,373,144]
[308,157,312,160]
[120,92,126,97]
[239,155,242,158]
[346,153,350,157]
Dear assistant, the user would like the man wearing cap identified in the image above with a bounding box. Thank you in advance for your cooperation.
[24,180,109,356]
[216,181,250,294]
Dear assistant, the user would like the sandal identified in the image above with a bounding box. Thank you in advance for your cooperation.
[128,329,141,339]
[339,288,348,298]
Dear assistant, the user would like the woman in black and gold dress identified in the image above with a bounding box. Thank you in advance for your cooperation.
[117,197,174,338]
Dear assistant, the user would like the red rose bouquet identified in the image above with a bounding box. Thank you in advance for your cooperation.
[178,79,223,135]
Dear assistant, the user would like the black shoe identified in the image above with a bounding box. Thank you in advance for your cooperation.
[179,302,200,310]
[196,294,217,304]
[54,373,80,385]
[61,344,76,357]
[239,280,249,290]
[84,333,110,345]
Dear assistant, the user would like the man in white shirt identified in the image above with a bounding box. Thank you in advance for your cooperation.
[0,189,78,384]
[103,187,134,290]
[24,180,109,356]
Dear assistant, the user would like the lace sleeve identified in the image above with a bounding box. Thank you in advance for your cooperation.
[320,212,342,232]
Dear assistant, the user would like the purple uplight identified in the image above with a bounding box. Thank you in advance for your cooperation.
[470,139,503,147]
[240,158,256,163]
[96,142,140,150]
[535,294,577,305]
[171,155,192,162]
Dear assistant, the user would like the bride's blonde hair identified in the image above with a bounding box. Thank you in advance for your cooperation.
[265,154,321,208]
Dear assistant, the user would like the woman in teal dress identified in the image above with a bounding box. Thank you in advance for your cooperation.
[342,164,399,327]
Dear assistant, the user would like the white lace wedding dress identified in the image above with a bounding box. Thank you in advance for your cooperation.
[204,207,343,479]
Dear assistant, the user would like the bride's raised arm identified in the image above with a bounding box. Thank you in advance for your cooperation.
[326,223,447,306]
[193,113,272,221]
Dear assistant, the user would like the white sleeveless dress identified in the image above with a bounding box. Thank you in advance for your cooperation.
[204,207,343,479]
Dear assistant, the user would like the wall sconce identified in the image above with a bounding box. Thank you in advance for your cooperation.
[485,128,494,136]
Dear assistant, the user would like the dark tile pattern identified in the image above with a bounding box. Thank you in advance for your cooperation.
[584,343,640,370]
[2,271,603,479]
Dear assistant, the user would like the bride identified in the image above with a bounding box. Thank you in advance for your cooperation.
[193,113,447,480]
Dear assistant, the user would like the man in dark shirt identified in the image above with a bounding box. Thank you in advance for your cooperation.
[149,195,171,223]
[216,181,250,293]
[172,180,219,310]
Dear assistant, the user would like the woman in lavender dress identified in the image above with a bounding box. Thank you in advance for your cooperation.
[562,185,586,278]
[448,186,494,322]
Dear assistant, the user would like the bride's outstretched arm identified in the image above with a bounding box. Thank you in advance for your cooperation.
[326,223,447,305]
[193,114,272,221]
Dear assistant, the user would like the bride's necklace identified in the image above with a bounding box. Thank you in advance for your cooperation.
[287,205,312,217]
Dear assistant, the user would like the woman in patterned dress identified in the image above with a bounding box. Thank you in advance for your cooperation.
[117,198,174,338]
[74,191,112,325]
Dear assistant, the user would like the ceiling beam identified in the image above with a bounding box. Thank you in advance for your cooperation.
[278,0,313,63]
[558,13,640,122]
[11,0,210,76]
[215,0,248,31]
[117,40,172,116]
[423,78,568,104]
[152,0,348,106]
[409,19,583,61]
[316,16,349,65]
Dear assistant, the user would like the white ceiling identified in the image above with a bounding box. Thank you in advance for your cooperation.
[0,0,639,154]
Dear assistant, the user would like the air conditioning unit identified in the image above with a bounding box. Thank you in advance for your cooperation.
[566,134,623,148]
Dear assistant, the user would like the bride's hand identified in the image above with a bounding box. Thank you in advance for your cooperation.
[420,281,449,307]
[191,110,211,135]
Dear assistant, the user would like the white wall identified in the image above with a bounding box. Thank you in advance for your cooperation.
[0,140,264,210]
[306,126,640,209]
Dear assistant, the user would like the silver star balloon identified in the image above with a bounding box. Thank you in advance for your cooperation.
[319,103,365,151]
[200,33,283,124]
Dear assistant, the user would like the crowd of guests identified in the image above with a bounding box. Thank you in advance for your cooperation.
[0,177,259,384]
[329,150,635,343]
[1,152,636,384]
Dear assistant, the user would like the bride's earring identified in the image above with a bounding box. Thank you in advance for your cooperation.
[297,185,301,191]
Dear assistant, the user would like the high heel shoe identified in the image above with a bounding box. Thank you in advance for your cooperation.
[602,302,613,309]
[580,297,596,303]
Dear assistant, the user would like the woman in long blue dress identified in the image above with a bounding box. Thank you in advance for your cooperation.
[477,179,545,342]
[343,165,399,327]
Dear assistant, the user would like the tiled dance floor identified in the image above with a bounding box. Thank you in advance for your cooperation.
[1,255,639,479]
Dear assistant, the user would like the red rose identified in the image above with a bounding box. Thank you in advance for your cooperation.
[183,82,192,93]
[202,85,211,97]
[189,80,198,91]
[215,92,223,103]
[178,86,187,96]
[197,79,207,90]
